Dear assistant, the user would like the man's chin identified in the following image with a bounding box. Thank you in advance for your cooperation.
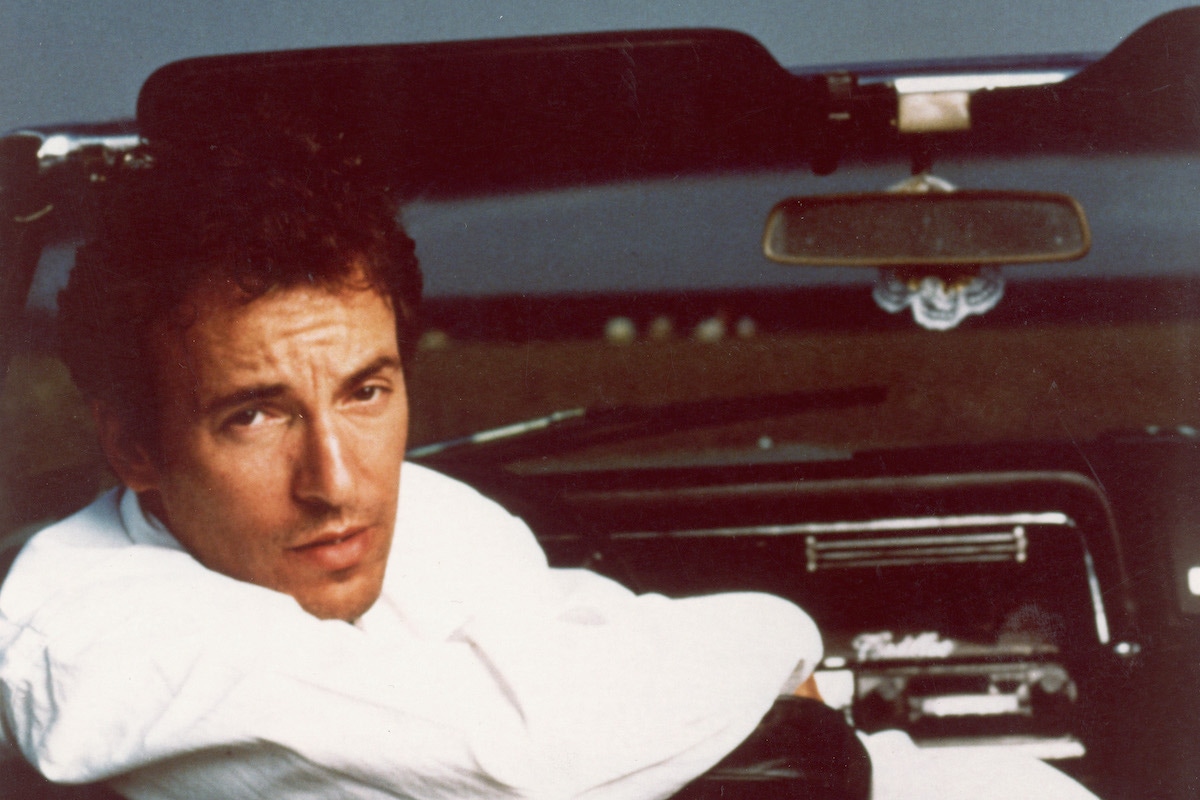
[284,522,394,621]
[294,574,386,622]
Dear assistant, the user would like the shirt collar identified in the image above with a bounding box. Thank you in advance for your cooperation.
[119,488,186,552]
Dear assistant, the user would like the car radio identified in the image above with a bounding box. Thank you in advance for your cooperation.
[815,627,1084,759]
[796,510,1104,760]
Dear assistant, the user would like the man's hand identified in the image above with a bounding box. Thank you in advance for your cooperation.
[778,661,824,701]
[792,674,823,701]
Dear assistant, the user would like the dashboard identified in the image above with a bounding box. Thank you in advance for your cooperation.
[447,434,1200,796]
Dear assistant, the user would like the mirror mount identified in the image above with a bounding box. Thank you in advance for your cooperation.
[870,174,1005,330]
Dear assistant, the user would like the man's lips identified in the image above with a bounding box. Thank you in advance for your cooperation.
[288,526,372,572]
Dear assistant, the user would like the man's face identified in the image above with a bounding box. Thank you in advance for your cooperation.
[116,277,408,622]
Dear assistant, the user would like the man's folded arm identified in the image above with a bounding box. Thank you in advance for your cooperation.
[0,532,820,799]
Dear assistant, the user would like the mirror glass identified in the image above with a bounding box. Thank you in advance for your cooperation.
[763,191,1090,266]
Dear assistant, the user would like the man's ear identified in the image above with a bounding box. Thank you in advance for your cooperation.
[91,402,161,494]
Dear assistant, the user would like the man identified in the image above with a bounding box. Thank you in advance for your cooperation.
[0,136,862,799]
[0,134,1100,800]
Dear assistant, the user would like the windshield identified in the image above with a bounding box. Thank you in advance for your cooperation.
[7,148,1199,505]
[407,154,1199,299]
[400,151,1200,463]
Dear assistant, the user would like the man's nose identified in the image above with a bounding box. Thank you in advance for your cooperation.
[292,414,355,509]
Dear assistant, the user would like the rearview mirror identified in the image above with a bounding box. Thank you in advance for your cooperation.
[763,191,1090,267]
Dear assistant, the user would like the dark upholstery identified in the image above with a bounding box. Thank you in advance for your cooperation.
[673,697,871,800]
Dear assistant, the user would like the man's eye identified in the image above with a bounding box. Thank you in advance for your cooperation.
[224,408,265,428]
[352,385,388,403]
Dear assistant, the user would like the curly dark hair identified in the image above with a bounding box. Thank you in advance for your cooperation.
[57,133,423,454]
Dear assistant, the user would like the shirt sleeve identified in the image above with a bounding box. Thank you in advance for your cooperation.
[0,477,822,800]
[383,465,826,796]
[460,581,822,799]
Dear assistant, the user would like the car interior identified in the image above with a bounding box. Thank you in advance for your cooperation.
[1,6,1199,798]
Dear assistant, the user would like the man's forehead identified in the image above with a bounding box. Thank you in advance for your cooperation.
[152,279,400,404]
[171,264,393,322]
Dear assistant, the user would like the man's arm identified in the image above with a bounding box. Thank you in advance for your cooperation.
[0,485,823,800]
[1,570,817,799]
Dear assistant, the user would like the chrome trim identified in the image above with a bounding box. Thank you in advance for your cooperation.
[406,408,585,458]
[6,129,143,171]
[917,736,1086,761]
[1082,542,1110,645]
[805,526,1027,571]
[606,510,1113,645]
[610,511,1072,540]
[893,70,1073,94]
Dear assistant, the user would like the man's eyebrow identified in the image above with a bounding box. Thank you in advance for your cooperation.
[200,356,401,418]
[202,384,286,417]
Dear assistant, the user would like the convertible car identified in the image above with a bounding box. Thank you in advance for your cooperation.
[1,6,1198,798]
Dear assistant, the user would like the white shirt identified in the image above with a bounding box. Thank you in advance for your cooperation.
[0,463,821,800]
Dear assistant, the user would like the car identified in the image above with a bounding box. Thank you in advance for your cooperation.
[1,6,1199,798]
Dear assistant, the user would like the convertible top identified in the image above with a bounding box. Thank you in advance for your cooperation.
[135,6,1200,198]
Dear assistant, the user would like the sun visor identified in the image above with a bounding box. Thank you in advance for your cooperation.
[135,30,824,197]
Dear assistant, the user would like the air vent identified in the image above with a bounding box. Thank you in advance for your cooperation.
[806,526,1027,571]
